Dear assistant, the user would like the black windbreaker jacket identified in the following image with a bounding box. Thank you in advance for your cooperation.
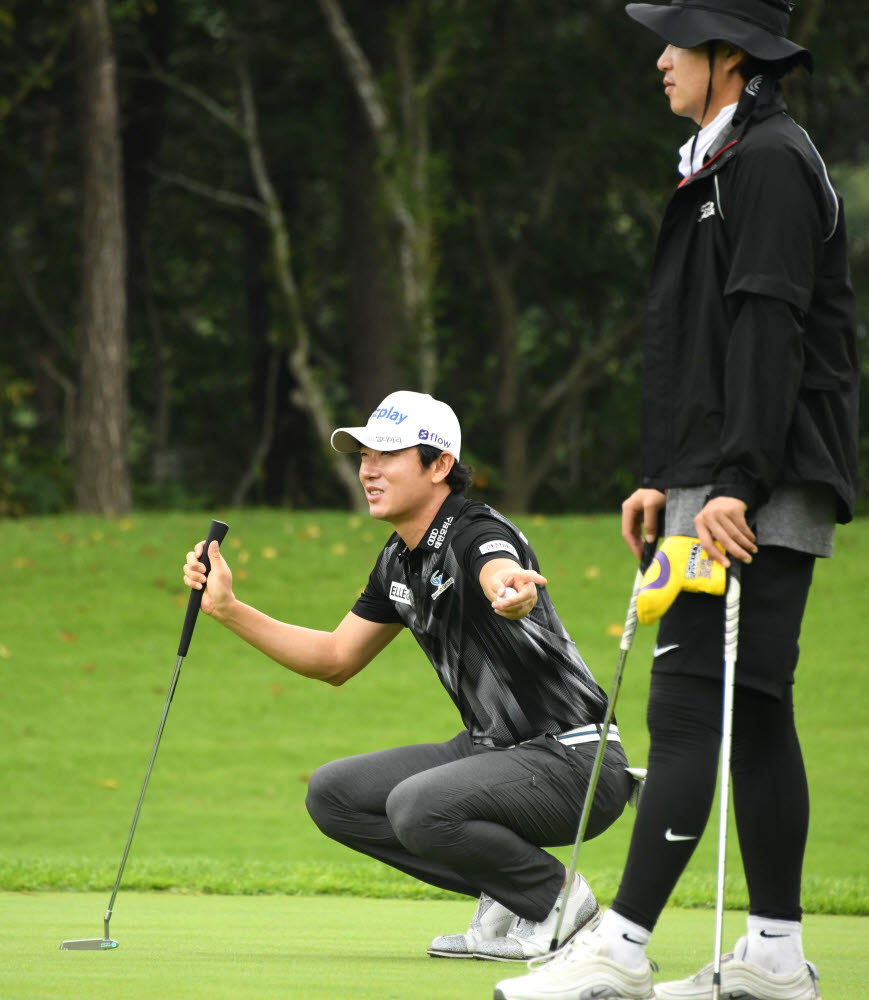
[640,93,859,522]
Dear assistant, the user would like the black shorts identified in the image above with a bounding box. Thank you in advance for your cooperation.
[652,545,816,700]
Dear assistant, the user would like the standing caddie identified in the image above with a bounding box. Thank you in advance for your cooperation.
[183,390,634,962]
[495,2,859,999]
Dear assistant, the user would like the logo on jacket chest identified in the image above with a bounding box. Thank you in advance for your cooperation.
[698,200,716,222]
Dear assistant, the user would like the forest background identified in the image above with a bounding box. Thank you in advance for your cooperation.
[2,0,867,518]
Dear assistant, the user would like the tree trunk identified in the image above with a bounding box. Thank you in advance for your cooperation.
[74,0,131,513]
[345,110,403,412]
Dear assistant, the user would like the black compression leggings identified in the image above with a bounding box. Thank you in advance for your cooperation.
[612,673,808,930]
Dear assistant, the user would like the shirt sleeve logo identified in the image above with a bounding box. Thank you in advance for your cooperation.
[478,539,520,560]
[389,581,413,606]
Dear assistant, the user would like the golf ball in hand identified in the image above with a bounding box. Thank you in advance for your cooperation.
[502,587,518,599]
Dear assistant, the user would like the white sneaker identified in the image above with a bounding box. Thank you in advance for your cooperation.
[653,936,822,999]
[476,874,601,963]
[493,927,655,999]
[428,893,515,958]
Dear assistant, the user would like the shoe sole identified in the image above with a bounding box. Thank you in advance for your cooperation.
[426,949,476,959]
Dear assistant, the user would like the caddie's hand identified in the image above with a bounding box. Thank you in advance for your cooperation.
[491,567,547,620]
[182,539,233,615]
[694,496,757,568]
[621,488,666,561]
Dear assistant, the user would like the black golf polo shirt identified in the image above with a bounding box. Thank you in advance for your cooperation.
[352,494,608,746]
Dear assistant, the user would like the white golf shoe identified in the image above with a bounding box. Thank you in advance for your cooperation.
[476,874,601,963]
[428,893,515,958]
[493,926,655,999]
[653,937,822,999]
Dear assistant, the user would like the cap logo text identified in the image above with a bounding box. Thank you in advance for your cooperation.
[372,406,408,425]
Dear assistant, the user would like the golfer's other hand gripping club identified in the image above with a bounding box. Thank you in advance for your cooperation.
[183,531,235,622]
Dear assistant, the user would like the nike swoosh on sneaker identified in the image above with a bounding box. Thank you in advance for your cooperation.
[580,988,611,1000]
[653,643,679,658]
[664,828,697,842]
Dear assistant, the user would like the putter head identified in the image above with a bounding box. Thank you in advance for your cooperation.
[60,938,119,950]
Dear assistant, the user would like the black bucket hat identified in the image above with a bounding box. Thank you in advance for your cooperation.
[625,0,813,71]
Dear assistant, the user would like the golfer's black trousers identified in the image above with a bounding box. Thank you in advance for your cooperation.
[306,730,632,922]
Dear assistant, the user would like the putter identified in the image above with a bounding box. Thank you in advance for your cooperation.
[712,562,742,999]
[549,538,657,953]
[60,519,229,951]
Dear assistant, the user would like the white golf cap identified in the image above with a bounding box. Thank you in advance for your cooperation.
[331,390,462,459]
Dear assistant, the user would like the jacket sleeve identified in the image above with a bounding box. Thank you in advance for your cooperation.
[710,294,805,513]
[711,138,827,512]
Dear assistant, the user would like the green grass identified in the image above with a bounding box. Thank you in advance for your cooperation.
[0,511,867,917]
[1,893,866,1000]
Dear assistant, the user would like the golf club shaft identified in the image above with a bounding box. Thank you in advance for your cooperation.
[104,652,184,935]
[549,539,656,952]
[102,518,229,938]
[712,565,742,1000]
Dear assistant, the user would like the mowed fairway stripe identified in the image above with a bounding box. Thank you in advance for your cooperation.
[0,893,866,1000]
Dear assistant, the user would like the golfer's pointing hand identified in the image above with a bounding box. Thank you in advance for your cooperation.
[182,539,233,616]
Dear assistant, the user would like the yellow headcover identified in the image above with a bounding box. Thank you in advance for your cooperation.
[637,535,727,626]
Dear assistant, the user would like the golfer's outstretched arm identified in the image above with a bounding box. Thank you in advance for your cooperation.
[183,539,402,685]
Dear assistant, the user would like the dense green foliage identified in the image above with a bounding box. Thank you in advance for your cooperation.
[1,511,866,915]
[0,2,867,514]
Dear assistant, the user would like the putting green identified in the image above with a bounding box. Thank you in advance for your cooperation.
[1,893,865,999]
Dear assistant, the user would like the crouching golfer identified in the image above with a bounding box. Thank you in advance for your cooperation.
[183,390,633,961]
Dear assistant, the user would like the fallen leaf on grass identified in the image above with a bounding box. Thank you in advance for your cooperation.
[98,778,119,789]
[0,645,10,658]
[261,546,278,559]
[59,631,78,643]
[12,557,35,570]
[606,623,624,638]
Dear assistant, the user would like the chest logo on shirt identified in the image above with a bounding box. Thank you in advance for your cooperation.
[698,201,716,222]
[389,581,413,606]
[430,569,454,601]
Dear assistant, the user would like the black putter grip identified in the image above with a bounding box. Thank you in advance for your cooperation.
[177,519,230,656]
[640,538,657,574]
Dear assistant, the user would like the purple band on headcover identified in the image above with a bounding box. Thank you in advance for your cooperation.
[639,550,671,593]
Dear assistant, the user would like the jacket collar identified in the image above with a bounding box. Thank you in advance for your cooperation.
[677,79,787,189]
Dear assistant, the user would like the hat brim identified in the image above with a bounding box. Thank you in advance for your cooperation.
[331,428,372,453]
[625,4,813,70]
[330,427,420,453]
